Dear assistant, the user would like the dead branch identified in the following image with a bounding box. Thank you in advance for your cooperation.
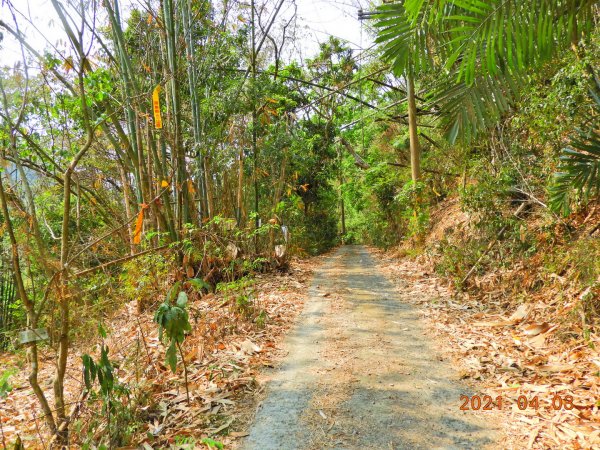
[461,201,530,286]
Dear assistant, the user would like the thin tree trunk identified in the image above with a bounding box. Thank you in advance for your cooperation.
[163,0,190,229]
[176,341,190,405]
[118,162,135,255]
[236,146,245,225]
[204,155,215,219]
[251,0,259,237]
[407,74,421,183]
[0,174,57,435]
[183,0,209,220]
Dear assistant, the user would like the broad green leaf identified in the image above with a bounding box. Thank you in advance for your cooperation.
[189,278,211,292]
[166,340,178,373]
[176,291,188,308]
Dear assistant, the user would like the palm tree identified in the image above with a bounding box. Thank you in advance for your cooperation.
[375,0,596,142]
[373,2,444,182]
[375,0,598,210]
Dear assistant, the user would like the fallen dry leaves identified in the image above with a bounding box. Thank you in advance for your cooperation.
[378,250,600,450]
[0,258,315,449]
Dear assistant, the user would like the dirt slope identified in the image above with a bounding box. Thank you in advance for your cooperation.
[241,245,499,449]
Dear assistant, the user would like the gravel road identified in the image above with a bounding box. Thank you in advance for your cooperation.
[242,245,498,449]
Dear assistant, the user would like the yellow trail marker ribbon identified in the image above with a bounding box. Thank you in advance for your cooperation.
[152,85,163,129]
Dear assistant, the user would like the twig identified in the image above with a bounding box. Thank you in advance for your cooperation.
[67,186,170,266]
[33,411,48,450]
[461,201,530,286]
[387,162,460,177]
[0,416,6,450]
[339,137,369,169]
[73,244,171,278]
[176,341,190,405]
[47,389,88,448]
[136,317,154,367]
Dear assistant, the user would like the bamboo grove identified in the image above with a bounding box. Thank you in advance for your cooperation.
[0,0,360,443]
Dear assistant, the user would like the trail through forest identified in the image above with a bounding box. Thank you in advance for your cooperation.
[243,246,498,449]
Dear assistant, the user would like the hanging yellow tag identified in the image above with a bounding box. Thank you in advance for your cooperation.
[152,85,162,129]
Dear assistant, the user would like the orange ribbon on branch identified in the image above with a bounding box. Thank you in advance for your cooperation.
[132,203,149,244]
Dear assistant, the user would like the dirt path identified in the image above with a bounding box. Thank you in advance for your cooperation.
[241,245,499,449]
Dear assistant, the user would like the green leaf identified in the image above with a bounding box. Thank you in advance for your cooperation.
[189,278,211,292]
[166,340,178,373]
[0,369,18,398]
[166,281,182,303]
[201,438,224,449]
[98,345,114,395]
[82,354,96,390]
[176,291,188,308]
[97,322,107,339]
[549,94,600,216]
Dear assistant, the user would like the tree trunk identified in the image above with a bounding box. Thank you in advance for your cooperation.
[236,147,245,225]
[0,174,57,435]
[407,74,421,183]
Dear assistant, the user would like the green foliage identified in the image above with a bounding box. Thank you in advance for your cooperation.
[432,237,485,286]
[395,181,430,239]
[121,253,175,310]
[440,0,594,84]
[154,283,192,373]
[80,325,143,448]
[549,93,600,216]
[82,345,115,397]
[201,438,224,450]
[0,368,17,397]
[373,2,437,77]
[460,162,521,234]
[217,276,259,318]
[374,0,596,143]
[543,237,600,287]
[188,278,212,292]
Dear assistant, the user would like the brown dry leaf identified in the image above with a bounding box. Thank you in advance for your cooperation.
[240,339,261,354]
[524,363,573,373]
[208,418,234,435]
[184,346,197,363]
[526,333,547,349]
[511,333,522,345]
[473,319,512,327]
[230,431,250,437]
[522,322,551,336]
[508,304,530,323]
[527,425,541,448]
[197,341,205,363]
[185,265,195,278]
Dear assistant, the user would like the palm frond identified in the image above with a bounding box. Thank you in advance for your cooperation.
[443,0,596,84]
[428,71,523,144]
[373,0,597,145]
[373,2,440,77]
[549,124,600,216]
